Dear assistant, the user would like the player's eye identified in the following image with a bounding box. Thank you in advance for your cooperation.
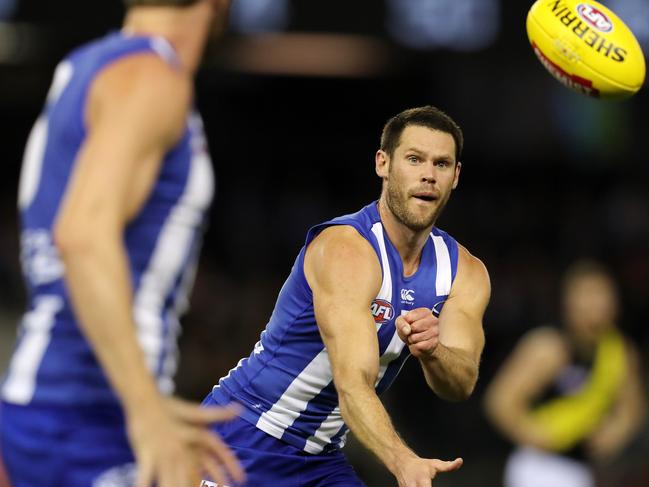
[407,155,419,163]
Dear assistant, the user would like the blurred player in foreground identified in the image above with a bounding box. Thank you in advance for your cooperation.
[201,106,491,486]
[0,1,245,486]
[485,260,646,487]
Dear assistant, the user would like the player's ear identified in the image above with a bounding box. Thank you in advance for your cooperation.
[452,161,461,189]
[376,150,389,179]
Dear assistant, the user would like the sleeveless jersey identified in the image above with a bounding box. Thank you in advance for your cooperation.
[1,32,214,407]
[211,202,459,454]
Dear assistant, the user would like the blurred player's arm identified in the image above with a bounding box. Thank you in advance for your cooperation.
[305,226,462,487]
[483,327,567,450]
[397,245,488,401]
[53,53,242,487]
[586,341,646,461]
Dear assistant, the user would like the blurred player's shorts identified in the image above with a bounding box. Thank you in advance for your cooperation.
[505,447,593,487]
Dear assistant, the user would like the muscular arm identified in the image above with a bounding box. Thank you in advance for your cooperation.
[305,226,461,486]
[398,245,489,401]
[53,55,242,487]
[54,53,190,423]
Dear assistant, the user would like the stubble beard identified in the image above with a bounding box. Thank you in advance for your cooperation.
[385,181,449,232]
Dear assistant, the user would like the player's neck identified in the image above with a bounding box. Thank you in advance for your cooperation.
[378,199,431,276]
[123,3,215,73]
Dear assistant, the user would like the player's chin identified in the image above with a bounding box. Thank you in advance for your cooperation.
[410,202,438,223]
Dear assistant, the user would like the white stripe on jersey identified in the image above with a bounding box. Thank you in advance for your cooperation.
[304,406,345,454]
[431,234,452,296]
[150,36,179,66]
[19,61,74,210]
[133,113,213,391]
[2,296,63,403]
[371,223,392,302]
[255,347,333,440]
[304,329,407,453]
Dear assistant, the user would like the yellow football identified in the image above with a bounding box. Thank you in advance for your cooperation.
[527,0,646,99]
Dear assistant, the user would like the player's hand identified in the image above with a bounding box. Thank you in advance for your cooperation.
[394,455,463,486]
[126,396,245,487]
[396,307,440,359]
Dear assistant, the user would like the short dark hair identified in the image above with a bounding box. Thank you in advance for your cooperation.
[380,106,464,162]
[562,259,615,293]
[123,0,200,7]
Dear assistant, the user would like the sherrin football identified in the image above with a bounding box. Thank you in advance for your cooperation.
[527,0,646,99]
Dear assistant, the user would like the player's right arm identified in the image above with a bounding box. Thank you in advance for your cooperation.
[304,226,462,487]
[53,54,243,487]
[483,327,567,450]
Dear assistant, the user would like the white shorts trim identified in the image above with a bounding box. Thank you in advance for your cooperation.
[505,447,593,487]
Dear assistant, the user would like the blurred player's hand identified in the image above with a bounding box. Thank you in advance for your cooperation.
[396,308,440,359]
[394,455,463,486]
[126,397,245,487]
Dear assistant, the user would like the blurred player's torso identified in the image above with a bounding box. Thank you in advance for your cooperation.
[211,202,458,454]
[2,32,214,407]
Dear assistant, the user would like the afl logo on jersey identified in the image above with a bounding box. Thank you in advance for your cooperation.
[577,4,613,33]
[371,299,394,324]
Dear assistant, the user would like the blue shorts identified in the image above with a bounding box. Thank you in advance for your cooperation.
[0,401,135,487]
[202,395,365,487]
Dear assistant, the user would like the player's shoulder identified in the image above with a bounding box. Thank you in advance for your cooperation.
[517,326,569,364]
[452,243,490,295]
[97,52,192,102]
[305,225,382,298]
[91,52,191,114]
[87,52,192,142]
[308,225,377,263]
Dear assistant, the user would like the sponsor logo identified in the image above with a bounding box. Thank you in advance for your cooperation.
[546,1,626,62]
[576,4,613,32]
[532,43,600,97]
[20,229,65,285]
[371,299,394,324]
[400,289,415,302]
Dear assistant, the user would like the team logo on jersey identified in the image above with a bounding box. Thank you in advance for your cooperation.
[576,4,613,32]
[400,289,415,303]
[431,300,446,317]
[371,299,394,324]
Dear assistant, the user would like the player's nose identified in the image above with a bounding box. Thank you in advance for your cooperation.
[421,162,438,183]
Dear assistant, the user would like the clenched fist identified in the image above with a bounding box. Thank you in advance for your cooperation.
[396,307,439,359]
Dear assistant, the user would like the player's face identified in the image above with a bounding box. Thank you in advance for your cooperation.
[377,125,461,232]
[564,274,618,341]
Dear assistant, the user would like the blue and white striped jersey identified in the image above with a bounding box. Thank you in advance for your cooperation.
[1,32,214,407]
[211,202,459,454]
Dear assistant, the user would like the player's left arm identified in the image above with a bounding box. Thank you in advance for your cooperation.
[586,340,647,460]
[396,245,490,401]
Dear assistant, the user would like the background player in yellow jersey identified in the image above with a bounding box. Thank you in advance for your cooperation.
[484,260,646,487]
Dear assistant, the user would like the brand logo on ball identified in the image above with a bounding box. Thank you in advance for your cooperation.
[576,4,613,33]
[371,299,394,324]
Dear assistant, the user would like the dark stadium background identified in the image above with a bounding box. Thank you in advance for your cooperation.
[0,1,648,485]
